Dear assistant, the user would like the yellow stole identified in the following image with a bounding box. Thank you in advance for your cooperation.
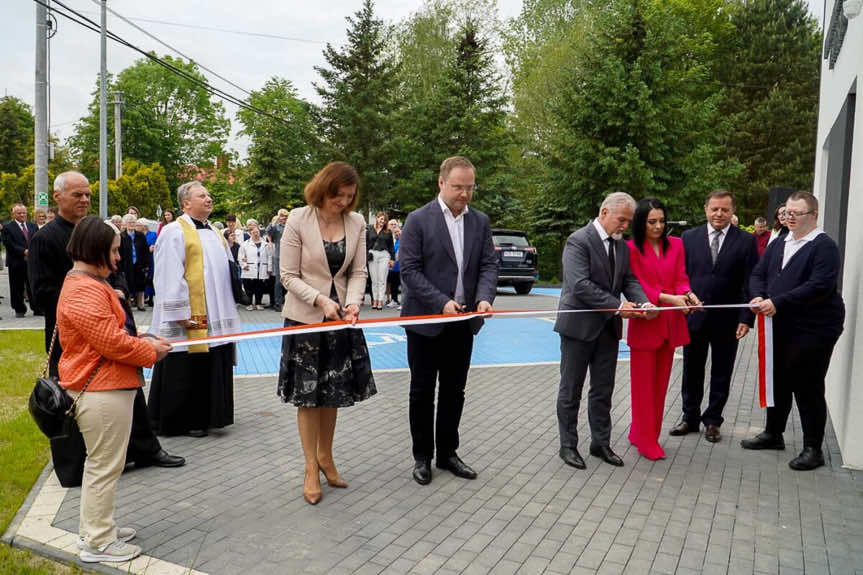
[178,217,209,353]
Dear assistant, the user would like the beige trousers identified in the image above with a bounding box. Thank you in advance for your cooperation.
[69,388,136,548]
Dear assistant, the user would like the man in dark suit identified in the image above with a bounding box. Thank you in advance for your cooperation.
[399,156,499,485]
[30,171,184,470]
[744,191,844,470]
[555,192,654,470]
[672,190,758,443]
[1,203,40,317]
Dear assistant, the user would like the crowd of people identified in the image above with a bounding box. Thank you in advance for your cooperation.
[6,158,845,564]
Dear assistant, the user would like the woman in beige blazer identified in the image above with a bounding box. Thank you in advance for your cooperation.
[278,161,377,505]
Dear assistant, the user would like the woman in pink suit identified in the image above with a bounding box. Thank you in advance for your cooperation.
[627,198,701,460]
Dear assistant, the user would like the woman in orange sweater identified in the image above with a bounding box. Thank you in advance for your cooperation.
[57,216,171,564]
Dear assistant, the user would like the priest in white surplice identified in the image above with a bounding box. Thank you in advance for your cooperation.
[147,181,241,437]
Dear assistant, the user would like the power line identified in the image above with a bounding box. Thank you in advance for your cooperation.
[34,0,292,128]
[78,10,325,45]
[85,0,253,97]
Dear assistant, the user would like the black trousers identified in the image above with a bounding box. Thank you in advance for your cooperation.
[681,321,739,427]
[8,264,36,314]
[242,278,266,305]
[557,321,619,450]
[387,271,400,302]
[407,322,474,461]
[766,333,838,449]
[127,387,163,463]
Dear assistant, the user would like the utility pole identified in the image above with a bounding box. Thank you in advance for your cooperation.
[98,0,108,218]
[34,0,49,212]
[113,91,124,179]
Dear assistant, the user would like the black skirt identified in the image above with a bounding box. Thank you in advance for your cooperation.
[277,318,376,408]
[148,343,235,435]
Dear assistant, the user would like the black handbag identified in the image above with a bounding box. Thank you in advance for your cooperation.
[28,326,104,440]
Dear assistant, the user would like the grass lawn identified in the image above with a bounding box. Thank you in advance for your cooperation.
[0,330,86,574]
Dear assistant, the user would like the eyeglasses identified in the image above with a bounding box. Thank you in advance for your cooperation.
[785,210,813,219]
[447,183,475,193]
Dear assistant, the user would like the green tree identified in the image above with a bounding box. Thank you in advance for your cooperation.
[720,0,822,222]
[0,96,35,174]
[314,0,397,212]
[237,77,319,219]
[390,11,513,220]
[541,0,740,264]
[90,159,173,217]
[69,55,230,188]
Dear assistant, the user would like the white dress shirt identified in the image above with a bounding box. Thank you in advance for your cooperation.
[782,227,823,269]
[592,219,611,255]
[437,195,468,304]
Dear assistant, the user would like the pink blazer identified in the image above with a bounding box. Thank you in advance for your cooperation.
[626,236,691,351]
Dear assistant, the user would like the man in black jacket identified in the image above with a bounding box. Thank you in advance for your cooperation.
[672,190,758,443]
[30,171,184,469]
[744,191,844,470]
[1,203,40,317]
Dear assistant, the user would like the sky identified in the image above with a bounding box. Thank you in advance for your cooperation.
[0,0,824,159]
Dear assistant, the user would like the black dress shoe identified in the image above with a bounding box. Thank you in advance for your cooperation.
[669,421,698,436]
[436,455,477,479]
[413,460,431,485]
[186,429,208,438]
[740,431,785,450]
[151,449,186,468]
[589,445,624,467]
[789,447,824,471]
[559,447,586,469]
[15,312,26,318]
[704,424,721,443]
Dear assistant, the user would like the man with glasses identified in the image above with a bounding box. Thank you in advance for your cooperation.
[672,190,758,443]
[399,156,498,485]
[744,191,845,470]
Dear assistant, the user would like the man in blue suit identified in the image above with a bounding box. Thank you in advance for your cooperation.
[744,191,844,470]
[1,203,40,317]
[672,190,758,443]
[399,156,499,485]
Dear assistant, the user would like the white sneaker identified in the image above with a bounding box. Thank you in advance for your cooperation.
[77,527,137,550]
[386,301,399,308]
[80,538,141,563]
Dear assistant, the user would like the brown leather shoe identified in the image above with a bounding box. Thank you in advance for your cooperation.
[704,424,721,443]
[669,421,698,436]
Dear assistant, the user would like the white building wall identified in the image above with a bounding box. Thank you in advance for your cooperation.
[814,0,862,469]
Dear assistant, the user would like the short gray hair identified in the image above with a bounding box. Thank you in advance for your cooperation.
[54,170,87,192]
[755,217,767,226]
[599,192,636,215]
[122,213,137,225]
[177,181,205,207]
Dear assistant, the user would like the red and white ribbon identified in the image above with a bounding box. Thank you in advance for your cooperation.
[164,304,754,349]
[757,314,775,408]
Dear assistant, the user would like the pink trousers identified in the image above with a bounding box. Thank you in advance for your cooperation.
[629,342,675,460]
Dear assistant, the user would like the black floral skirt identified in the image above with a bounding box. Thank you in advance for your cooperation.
[277,318,377,408]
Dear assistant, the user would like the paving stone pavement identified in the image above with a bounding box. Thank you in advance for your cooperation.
[46,331,863,575]
[5,269,862,574]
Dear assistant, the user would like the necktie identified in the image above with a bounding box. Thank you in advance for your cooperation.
[607,237,616,277]
[710,229,721,264]
[20,222,29,244]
